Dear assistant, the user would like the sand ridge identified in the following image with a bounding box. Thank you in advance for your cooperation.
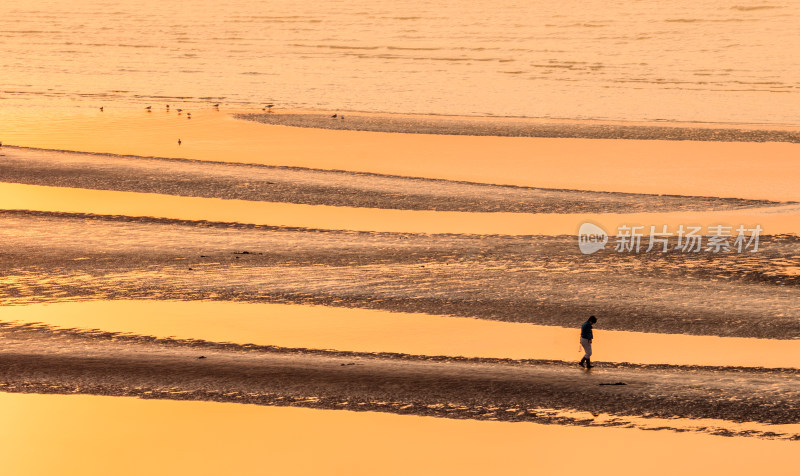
[1,323,798,440]
[1,146,784,213]
[237,113,800,143]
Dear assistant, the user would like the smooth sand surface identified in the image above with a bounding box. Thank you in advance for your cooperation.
[3,392,797,476]
[3,300,799,368]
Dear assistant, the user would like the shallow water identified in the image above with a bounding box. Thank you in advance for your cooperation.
[3,300,798,368]
[1,0,799,123]
[2,392,796,476]
[2,182,798,235]
[3,110,800,202]
[1,1,798,459]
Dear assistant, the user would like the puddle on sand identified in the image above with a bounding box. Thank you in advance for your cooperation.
[1,182,798,235]
[1,392,796,476]
[4,300,798,368]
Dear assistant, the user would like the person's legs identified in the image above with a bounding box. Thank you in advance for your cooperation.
[581,338,592,358]
[580,338,592,367]
[584,339,594,368]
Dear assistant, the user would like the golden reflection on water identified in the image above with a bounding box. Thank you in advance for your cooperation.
[5,301,798,368]
[1,107,799,202]
[2,392,796,476]
[1,182,798,235]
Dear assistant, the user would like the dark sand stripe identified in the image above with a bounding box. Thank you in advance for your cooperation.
[1,146,784,213]
[236,113,800,143]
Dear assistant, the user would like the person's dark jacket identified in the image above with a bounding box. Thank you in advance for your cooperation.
[581,320,593,340]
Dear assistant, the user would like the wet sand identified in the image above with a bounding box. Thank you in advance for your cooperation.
[2,108,800,201]
[2,182,799,235]
[4,300,799,368]
[0,210,798,338]
[2,145,783,213]
[237,112,800,143]
[0,108,798,457]
[1,323,798,439]
[5,393,798,476]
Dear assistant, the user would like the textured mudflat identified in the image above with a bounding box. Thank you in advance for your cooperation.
[1,323,798,440]
[1,210,798,339]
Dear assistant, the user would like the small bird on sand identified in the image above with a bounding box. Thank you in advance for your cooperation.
[176,108,183,114]
[99,106,104,112]
[166,104,170,110]
[178,139,182,145]
[340,115,344,120]
[264,104,274,112]
[213,103,219,108]
[331,113,337,118]
[145,106,152,111]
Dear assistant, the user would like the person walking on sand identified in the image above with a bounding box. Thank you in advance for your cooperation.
[579,316,597,368]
